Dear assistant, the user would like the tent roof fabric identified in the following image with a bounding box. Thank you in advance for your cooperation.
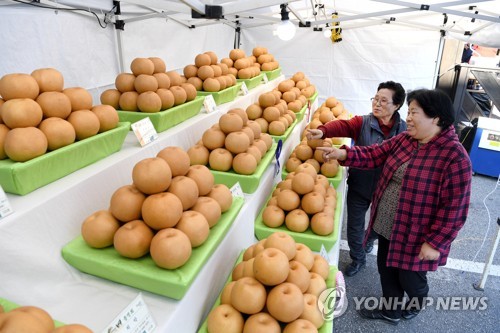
[3,1,499,46]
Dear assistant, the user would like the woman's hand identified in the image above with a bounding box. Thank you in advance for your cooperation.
[306,129,323,141]
[315,146,347,162]
[418,242,440,261]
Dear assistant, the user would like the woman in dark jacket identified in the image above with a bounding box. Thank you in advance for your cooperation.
[307,81,407,277]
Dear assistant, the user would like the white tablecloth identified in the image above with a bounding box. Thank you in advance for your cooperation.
[0,78,344,332]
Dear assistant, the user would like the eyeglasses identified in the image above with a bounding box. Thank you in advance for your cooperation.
[371,97,393,106]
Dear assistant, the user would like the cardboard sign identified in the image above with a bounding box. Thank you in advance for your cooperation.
[239,82,249,96]
[103,293,156,333]
[0,185,13,219]
[203,95,217,113]
[131,118,158,147]
[230,182,244,199]
[320,244,331,264]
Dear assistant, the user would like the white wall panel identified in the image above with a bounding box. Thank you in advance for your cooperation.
[119,18,236,72]
[0,7,118,100]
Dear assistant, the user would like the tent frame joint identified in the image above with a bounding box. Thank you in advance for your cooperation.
[115,19,125,30]
[112,1,121,15]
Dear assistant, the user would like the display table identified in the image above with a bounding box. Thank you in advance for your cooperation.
[0,76,343,332]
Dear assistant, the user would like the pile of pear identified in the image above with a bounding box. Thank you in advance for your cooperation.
[207,232,331,333]
[307,96,349,130]
[101,57,198,113]
[182,51,238,93]
[81,146,233,270]
[187,108,273,175]
[0,68,118,162]
[262,165,336,236]
[285,137,340,179]
[0,303,92,333]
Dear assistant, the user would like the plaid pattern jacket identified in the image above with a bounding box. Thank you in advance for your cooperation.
[340,126,472,271]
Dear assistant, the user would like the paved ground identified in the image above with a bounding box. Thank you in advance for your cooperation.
[333,173,500,332]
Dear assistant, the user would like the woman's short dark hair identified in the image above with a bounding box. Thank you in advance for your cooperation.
[406,89,455,128]
[378,81,406,111]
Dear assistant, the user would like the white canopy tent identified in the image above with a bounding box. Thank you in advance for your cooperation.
[1,1,499,331]
[1,0,499,118]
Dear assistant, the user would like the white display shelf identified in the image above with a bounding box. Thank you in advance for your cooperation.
[0,77,344,332]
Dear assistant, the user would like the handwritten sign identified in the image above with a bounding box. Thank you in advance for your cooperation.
[203,95,217,113]
[131,118,158,147]
[230,182,244,199]
[103,293,156,333]
[0,185,13,219]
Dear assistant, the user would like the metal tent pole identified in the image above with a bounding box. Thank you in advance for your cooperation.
[473,217,500,291]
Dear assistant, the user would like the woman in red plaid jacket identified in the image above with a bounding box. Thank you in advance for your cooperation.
[317,88,472,325]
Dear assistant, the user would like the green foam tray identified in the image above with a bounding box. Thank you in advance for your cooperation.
[236,73,265,90]
[196,83,243,105]
[0,122,130,195]
[61,197,244,300]
[0,298,64,327]
[261,67,282,81]
[210,143,277,194]
[254,184,343,252]
[116,96,204,133]
[197,251,337,332]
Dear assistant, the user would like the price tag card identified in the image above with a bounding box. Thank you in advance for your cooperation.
[306,100,312,121]
[203,95,217,113]
[320,244,331,264]
[239,82,249,96]
[262,73,269,84]
[273,167,282,185]
[274,139,283,178]
[230,182,244,199]
[103,293,156,333]
[131,118,158,147]
[0,185,14,219]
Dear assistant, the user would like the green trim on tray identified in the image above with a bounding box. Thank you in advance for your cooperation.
[309,91,318,101]
[0,122,130,195]
[236,73,265,90]
[62,197,244,300]
[197,251,337,332]
[117,96,204,133]
[254,184,343,252]
[196,82,243,105]
[261,67,282,81]
[0,298,65,327]
[210,142,277,194]
[295,101,309,122]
